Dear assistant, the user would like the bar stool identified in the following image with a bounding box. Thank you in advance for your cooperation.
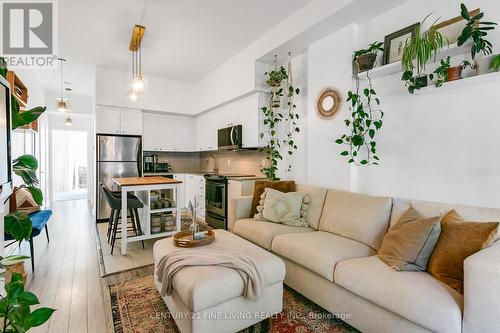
[99,183,145,254]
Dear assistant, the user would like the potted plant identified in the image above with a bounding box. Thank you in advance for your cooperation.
[433,57,475,87]
[457,3,497,74]
[353,41,384,73]
[0,272,55,332]
[1,255,30,285]
[492,54,500,72]
[401,14,446,93]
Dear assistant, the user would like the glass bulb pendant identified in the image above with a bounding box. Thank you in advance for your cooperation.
[131,76,148,94]
[128,90,139,101]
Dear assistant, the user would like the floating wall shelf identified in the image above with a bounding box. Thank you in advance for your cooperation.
[414,71,500,95]
[356,43,472,81]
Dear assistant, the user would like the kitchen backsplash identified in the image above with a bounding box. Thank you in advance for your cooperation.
[200,150,266,175]
[143,150,266,176]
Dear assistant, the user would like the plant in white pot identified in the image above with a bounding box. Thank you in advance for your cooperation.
[457,3,497,75]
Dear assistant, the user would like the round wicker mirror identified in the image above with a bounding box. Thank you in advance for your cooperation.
[317,88,342,118]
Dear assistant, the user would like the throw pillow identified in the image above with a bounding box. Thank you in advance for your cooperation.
[378,208,441,271]
[10,187,41,215]
[250,180,295,217]
[427,209,499,294]
[254,188,309,227]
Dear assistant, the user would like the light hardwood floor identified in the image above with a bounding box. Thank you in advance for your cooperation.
[7,199,152,333]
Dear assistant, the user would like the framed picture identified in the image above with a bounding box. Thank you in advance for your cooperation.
[430,8,480,44]
[383,23,420,65]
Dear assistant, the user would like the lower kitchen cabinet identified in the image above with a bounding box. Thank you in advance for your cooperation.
[175,173,205,222]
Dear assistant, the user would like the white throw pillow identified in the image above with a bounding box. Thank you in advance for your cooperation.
[254,188,310,227]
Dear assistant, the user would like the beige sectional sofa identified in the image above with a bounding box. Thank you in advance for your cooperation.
[229,184,500,333]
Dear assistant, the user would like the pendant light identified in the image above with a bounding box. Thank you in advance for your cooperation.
[64,115,72,127]
[128,25,147,100]
[56,58,69,112]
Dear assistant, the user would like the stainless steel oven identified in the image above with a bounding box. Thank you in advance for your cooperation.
[204,174,228,229]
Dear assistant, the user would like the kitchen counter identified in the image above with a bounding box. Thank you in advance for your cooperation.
[226,176,266,180]
[143,171,265,180]
[113,176,181,186]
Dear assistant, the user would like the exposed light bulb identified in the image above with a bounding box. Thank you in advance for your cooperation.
[64,116,72,127]
[57,99,69,112]
[128,90,139,102]
[131,76,148,94]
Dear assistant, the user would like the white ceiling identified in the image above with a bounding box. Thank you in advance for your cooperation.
[59,0,313,83]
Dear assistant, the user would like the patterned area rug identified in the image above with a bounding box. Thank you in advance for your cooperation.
[109,274,359,333]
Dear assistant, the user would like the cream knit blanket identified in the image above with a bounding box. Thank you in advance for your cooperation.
[155,249,265,301]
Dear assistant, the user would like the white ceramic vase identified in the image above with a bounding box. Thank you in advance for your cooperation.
[475,54,496,75]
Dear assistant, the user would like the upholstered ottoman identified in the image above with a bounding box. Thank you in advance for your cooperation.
[153,229,285,333]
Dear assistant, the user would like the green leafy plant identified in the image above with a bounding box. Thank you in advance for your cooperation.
[493,54,500,71]
[0,272,55,332]
[283,57,300,172]
[353,41,384,61]
[433,56,451,87]
[457,3,497,59]
[0,255,30,269]
[335,73,383,166]
[0,57,46,243]
[260,55,300,180]
[401,14,446,93]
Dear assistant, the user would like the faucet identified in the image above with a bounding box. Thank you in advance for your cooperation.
[207,154,219,174]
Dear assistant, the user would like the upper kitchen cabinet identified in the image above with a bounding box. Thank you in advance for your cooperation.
[143,113,193,152]
[96,105,143,135]
[194,92,266,151]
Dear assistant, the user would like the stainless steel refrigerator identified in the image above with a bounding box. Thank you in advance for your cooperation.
[96,135,142,221]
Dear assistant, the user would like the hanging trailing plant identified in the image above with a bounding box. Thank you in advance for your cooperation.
[335,72,383,166]
[260,54,300,180]
[283,54,300,172]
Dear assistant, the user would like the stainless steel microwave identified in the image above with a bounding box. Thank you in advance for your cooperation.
[218,125,242,150]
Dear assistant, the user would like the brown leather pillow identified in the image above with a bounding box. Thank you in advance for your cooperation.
[427,209,498,294]
[250,180,295,217]
[9,187,41,215]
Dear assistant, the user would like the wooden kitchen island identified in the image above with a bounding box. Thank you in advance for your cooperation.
[112,176,183,255]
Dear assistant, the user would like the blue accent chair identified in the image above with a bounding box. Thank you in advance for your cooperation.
[5,209,52,271]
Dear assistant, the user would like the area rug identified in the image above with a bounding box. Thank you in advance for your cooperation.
[109,274,359,333]
[97,214,209,276]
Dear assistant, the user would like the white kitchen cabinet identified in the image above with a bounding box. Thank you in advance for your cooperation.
[143,113,193,152]
[173,173,185,208]
[173,117,192,151]
[96,105,142,135]
[194,112,217,151]
[120,109,143,135]
[181,173,206,221]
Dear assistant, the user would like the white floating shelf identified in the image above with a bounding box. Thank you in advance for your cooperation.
[357,43,472,80]
[414,71,500,95]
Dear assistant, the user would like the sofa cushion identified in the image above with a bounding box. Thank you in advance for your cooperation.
[318,189,392,250]
[295,184,327,229]
[428,209,499,294]
[250,180,296,217]
[272,231,375,282]
[335,256,463,333]
[233,218,312,250]
[254,188,309,227]
[378,208,441,271]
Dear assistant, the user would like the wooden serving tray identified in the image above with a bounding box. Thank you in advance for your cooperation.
[173,230,215,247]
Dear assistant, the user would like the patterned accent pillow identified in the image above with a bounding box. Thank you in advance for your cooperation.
[10,187,41,214]
[254,188,310,227]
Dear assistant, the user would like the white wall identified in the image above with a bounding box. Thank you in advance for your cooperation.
[350,0,500,208]
[306,25,357,190]
[96,67,193,115]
